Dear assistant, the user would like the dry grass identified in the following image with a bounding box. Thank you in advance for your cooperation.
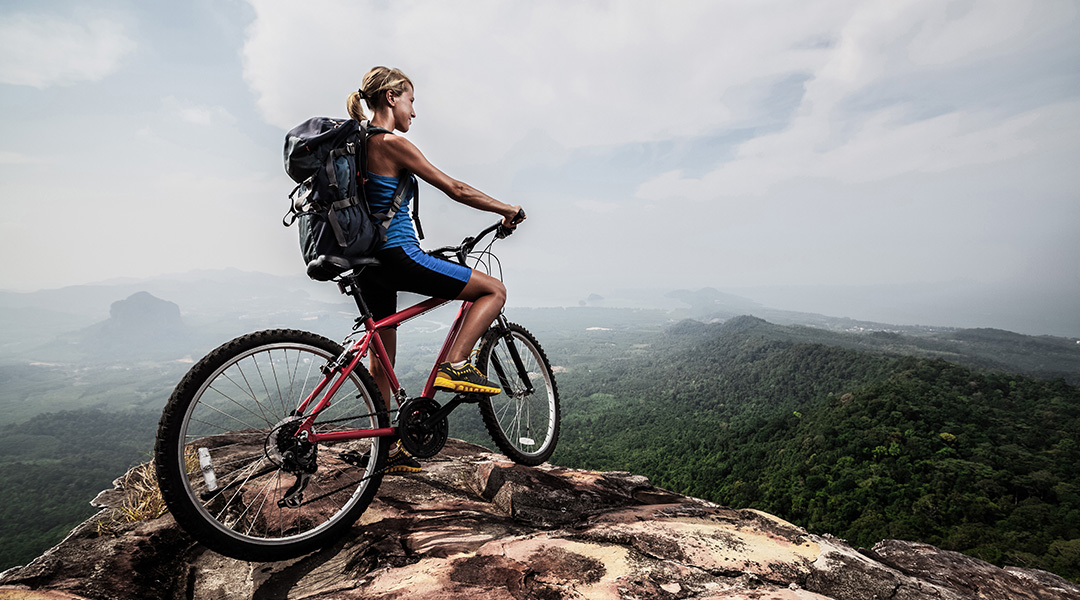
[96,450,198,535]
[117,461,169,523]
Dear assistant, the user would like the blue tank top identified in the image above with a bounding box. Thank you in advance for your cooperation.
[364,172,418,250]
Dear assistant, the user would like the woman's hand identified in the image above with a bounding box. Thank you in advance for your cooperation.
[502,206,526,229]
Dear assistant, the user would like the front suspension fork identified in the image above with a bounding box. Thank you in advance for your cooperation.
[490,316,534,395]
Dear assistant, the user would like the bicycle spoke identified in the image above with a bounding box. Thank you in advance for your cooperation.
[477,324,560,466]
[251,353,286,420]
[196,394,267,433]
[227,362,274,426]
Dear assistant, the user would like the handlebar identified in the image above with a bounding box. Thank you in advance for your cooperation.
[429,209,525,264]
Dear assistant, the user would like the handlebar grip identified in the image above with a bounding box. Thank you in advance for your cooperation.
[496,209,526,239]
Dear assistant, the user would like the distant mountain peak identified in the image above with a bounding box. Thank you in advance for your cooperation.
[106,292,182,332]
[718,314,770,332]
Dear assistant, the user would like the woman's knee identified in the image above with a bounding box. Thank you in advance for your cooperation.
[490,279,507,305]
[460,271,505,304]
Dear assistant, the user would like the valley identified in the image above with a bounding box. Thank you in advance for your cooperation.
[1,272,1078,580]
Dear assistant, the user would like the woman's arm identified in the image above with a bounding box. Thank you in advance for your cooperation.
[380,135,523,226]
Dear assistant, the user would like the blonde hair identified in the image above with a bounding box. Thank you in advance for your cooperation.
[347,66,413,122]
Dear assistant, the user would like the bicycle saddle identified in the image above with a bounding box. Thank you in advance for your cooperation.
[306,255,382,281]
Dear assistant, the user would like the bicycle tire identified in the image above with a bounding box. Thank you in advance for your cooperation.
[475,322,560,466]
[154,329,388,561]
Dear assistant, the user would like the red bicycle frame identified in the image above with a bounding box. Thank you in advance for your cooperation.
[292,295,475,443]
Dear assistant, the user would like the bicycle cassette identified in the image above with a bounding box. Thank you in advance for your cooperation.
[397,397,448,459]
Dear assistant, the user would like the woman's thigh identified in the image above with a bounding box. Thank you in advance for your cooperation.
[457,269,505,302]
[370,245,471,301]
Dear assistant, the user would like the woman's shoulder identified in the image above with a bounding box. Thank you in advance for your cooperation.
[369,131,420,157]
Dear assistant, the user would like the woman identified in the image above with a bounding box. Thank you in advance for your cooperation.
[347,66,524,472]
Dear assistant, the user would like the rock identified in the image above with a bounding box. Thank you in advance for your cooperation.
[3,439,1078,600]
[867,539,1080,600]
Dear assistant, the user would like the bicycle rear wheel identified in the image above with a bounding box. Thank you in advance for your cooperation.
[475,322,560,466]
[154,329,388,561]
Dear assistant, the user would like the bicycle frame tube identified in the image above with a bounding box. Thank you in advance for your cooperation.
[422,301,472,397]
[298,296,472,444]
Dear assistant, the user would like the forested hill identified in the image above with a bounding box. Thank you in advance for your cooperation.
[549,316,1080,581]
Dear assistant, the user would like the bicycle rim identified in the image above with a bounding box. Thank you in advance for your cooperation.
[168,335,384,550]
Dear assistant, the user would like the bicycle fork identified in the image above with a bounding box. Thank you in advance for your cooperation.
[490,315,535,395]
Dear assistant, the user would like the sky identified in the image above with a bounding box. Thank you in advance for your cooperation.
[1,1,1078,330]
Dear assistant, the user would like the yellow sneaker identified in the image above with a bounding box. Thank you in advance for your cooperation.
[433,361,501,395]
[386,447,422,474]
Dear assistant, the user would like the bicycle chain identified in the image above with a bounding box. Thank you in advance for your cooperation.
[285,407,402,508]
[287,447,399,508]
[311,407,397,428]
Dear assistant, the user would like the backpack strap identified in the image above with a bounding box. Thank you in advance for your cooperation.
[371,175,422,241]
[324,139,362,247]
[360,124,424,241]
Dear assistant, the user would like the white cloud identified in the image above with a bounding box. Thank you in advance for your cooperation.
[241,0,856,167]
[635,0,1080,204]
[161,96,237,126]
[0,13,135,88]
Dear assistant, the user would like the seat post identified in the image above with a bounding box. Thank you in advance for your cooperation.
[338,272,373,324]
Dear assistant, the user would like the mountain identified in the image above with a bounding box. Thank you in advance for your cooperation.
[3,439,1078,599]
[0,271,358,364]
[75,292,188,360]
[547,316,1080,582]
[3,272,1080,582]
[725,279,1080,338]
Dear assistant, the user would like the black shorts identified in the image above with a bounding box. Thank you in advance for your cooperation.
[357,245,472,322]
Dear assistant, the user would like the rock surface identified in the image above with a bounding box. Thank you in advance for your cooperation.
[3,439,1079,600]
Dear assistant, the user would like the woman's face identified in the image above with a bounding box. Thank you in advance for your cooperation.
[391,85,416,133]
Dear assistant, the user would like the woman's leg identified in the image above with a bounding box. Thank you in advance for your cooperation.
[446,269,506,364]
[366,327,422,471]
[368,328,397,411]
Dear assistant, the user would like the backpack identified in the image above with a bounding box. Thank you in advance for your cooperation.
[282,117,422,267]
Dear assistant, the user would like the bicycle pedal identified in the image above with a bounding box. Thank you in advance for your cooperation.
[455,393,484,404]
[340,449,369,468]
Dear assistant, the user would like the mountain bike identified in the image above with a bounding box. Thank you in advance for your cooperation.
[153,217,559,561]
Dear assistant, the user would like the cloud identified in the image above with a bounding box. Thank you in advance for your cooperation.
[638,101,1078,204]
[635,0,1080,203]
[161,96,237,126]
[0,13,135,88]
[240,0,856,167]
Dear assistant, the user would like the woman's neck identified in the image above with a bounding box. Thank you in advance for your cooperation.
[369,108,395,131]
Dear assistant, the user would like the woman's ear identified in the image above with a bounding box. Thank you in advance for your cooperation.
[385,89,396,107]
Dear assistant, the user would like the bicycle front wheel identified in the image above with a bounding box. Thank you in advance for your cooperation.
[154,329,388,561]
[476,322,560,466]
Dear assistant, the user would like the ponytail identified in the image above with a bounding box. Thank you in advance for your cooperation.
[347,91,366,122]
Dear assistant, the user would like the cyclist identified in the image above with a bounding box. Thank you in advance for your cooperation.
[347,66,525,472]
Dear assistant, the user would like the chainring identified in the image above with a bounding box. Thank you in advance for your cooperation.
[397,397,448,459]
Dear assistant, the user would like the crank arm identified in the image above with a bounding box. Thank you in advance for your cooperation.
[418,395,469,430]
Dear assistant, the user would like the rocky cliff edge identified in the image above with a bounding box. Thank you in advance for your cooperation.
[2,439,1078,600]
